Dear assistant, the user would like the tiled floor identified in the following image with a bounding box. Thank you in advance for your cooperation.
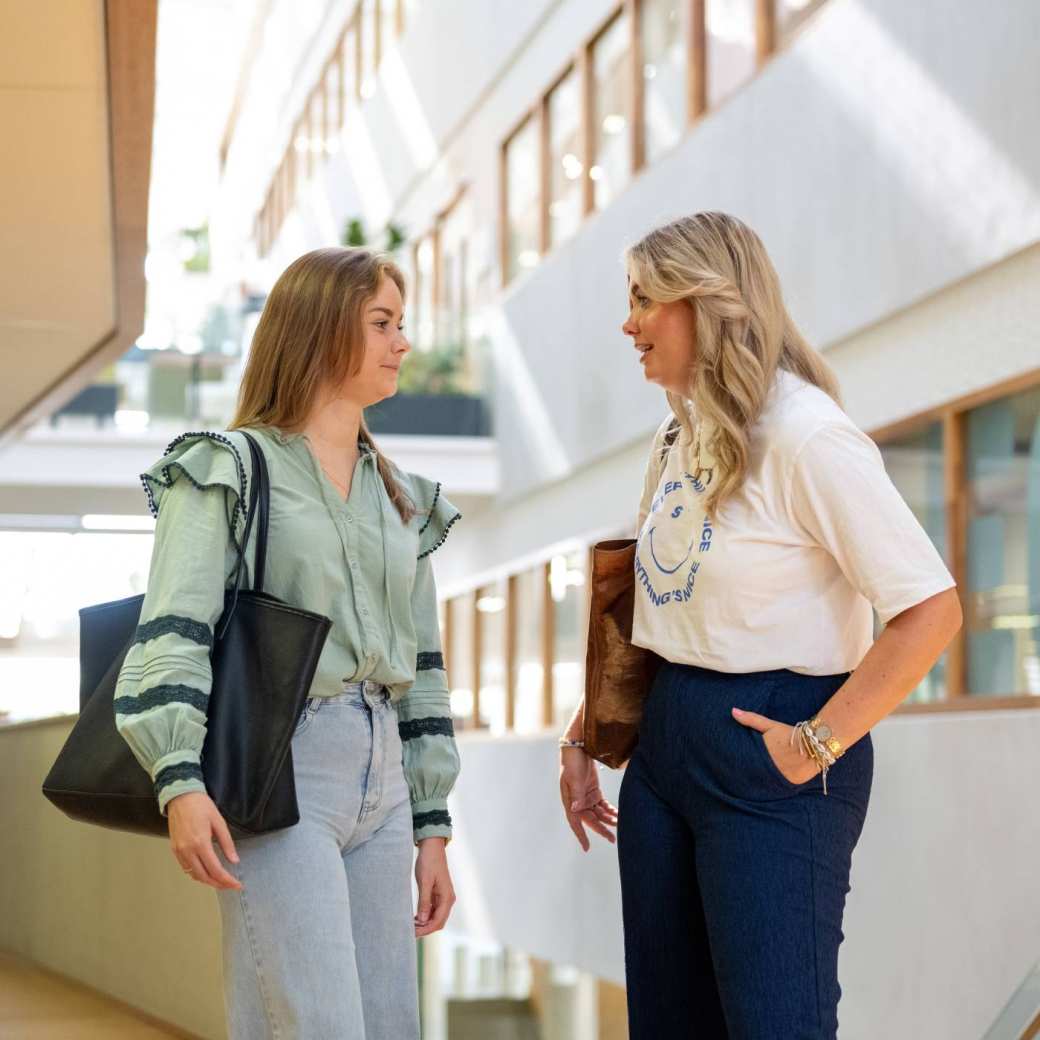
[0,953,191,1039]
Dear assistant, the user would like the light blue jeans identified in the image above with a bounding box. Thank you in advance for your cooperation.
[216,680,419,1039]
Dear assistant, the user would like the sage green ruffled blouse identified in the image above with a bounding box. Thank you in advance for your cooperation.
[113,426,461,842]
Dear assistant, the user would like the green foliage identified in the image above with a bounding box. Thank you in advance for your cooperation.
[396,343,466,395]
[340,217,407,254]
[384,222,406,253]
[342,218,367,247]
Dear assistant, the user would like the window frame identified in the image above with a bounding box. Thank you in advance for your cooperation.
[872,367,1040,713]
[497,0,806,286]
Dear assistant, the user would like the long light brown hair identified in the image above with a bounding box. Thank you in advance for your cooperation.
[625,212,841,516]
[230,247,415,522]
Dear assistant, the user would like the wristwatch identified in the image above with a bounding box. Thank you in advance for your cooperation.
[808,717,844,759]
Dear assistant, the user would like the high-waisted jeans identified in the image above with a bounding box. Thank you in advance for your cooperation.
[216,680,419,1040]
[618,661,873,1039]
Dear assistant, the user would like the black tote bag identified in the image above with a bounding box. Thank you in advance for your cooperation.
[42,431,333,838]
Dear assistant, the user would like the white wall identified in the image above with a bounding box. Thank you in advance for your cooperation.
[490,0,1040,497]
[447,709,1040,1039]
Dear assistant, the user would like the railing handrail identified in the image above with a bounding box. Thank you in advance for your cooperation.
[981,960,1040,1040]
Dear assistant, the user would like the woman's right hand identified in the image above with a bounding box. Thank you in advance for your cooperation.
[168,791,243,890]
[559,747,618,852]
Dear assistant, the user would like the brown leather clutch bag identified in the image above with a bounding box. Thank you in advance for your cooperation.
[582,538,661,768]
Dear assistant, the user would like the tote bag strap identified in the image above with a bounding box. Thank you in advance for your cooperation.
[217,431,269,638]
[241,431,270,592]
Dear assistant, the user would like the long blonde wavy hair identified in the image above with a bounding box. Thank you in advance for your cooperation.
[625,212,841,516]
[230,247,415,522]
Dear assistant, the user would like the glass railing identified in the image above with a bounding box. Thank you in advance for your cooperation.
[419,934,624,1040]
[50,330,491,439]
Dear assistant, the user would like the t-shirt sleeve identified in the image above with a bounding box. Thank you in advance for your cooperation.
[788,422,956,625]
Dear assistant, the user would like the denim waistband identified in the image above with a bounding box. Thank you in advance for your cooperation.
[319,678,390,708]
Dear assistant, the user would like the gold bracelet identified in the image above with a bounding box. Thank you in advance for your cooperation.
[808,716,844,760]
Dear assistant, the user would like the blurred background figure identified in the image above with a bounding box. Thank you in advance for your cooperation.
[1,1,1038,1038]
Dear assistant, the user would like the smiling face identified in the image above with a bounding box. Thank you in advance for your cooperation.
[337,274,411,409]
[622,279,698,397]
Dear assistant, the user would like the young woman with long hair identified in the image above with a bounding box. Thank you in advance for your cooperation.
[559,213,961,1038]
[114,247,460,1039]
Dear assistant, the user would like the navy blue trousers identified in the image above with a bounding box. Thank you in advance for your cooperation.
[617,661,873,1039]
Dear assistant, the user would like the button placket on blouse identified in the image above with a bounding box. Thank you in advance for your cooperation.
[338,465,378,674]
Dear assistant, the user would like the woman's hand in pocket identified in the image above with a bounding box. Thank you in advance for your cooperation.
[559,747,618,852]
[731,708,820,785]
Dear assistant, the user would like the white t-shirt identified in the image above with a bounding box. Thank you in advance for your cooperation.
[631,369,955,675]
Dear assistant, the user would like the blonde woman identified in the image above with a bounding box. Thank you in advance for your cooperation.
[559,213,961,1037]
[114,248,460,1039]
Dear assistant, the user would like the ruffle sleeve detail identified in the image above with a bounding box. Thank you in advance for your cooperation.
[140,430,250,532]
[409,473,462,559]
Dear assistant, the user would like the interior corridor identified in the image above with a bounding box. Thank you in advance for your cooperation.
[0,953,193,1040]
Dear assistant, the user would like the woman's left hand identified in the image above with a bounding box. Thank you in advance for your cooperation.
[414,837,456,938]
[731,708,820,785]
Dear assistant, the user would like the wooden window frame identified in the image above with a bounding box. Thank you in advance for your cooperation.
[585,5,630,215]
[541,561,555,728]
[756,0,777,66]
[505,574,518,730]
[419,184,470,349]
[320,70,331,154]
[500,113,539,288]
[472,586,483,729]
[542,62,580,253]
[627,0,645,174]
[374,0,383,69]
[688,0,707,122]
[303,96,315,180]
[335,34,347,130]
[872,366,1040,713]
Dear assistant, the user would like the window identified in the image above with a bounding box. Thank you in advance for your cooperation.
[965,387,1040,696]
[547,68,583,248]
[448,593,475,724]
[439,194,473,352]
[503,118,540,283]
[706,0,756,108]
[379,0,397,59]
[400,0,420,34]
[590,10,632,211]
[360,0,378,99]
[879,423,948,703]
[514,566,547,733]
[777,0,828,45]
[641,0,686,162]
[413,234,436,351]
[550,550,588,727]
[320,66,336,154]
[340,21,357,118]
[477,581,508,734]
